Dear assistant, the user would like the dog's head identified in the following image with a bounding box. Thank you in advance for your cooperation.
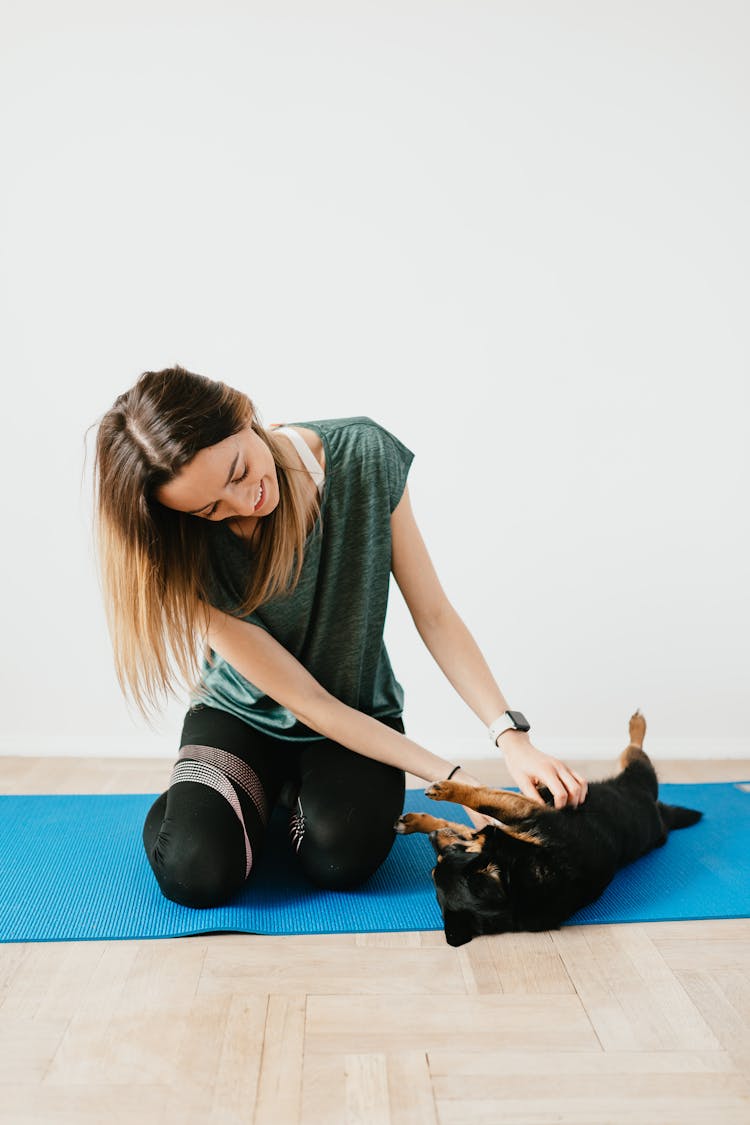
[429,825,585,946]
[429,835,515,946]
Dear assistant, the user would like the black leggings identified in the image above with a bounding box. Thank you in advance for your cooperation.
[142,704,406,908]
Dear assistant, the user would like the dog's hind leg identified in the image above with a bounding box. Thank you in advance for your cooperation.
[630,709,646,747]
[618,710,658,799]
[623,709,646,750]
[619,710,651,768]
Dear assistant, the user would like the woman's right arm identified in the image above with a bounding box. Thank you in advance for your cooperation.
[205,608,487,791]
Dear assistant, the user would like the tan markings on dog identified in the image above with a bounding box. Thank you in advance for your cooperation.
[477,862,502,880]
[400,813,452,834]
[433,824,476,849]
[427,780,543,821]
[434,821,476,840]
[465,788,547,822]
[497,824,545,846]
[465,832,487,853]
[628,709,646,748]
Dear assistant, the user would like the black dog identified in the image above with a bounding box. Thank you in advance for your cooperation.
[394,711,702,946]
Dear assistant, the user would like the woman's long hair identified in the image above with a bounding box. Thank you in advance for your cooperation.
[87,364,322,727]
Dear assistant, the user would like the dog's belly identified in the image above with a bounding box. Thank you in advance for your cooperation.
[562,783,665,873]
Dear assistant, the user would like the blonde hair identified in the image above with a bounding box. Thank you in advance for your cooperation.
[87,364,323,727]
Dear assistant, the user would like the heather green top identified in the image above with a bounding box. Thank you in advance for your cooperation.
[191,416,415,741]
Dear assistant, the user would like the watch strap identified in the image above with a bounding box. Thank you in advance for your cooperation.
[488,710,531,743]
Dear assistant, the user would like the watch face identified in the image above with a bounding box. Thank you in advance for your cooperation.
[507,710,530,731]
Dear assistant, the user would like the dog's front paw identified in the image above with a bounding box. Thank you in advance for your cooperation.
[394,813,421,834]
[425,780,457,802]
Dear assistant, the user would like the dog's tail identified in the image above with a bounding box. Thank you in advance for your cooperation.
[658,801,703,830]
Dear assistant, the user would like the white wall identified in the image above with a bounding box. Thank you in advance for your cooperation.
[0,1,747,764]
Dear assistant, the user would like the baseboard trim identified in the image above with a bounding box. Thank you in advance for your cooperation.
[0,733,747,761]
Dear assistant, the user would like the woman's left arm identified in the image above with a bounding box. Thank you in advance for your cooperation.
[391,486,587,810]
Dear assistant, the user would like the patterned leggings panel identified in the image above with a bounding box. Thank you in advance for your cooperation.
[142,704,406,909]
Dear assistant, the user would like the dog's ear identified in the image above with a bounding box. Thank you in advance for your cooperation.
[443,908,475,947]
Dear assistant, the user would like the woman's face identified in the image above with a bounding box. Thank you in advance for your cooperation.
[153,421,279,524]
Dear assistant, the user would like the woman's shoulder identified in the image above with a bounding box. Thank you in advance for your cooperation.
[281,417,412,473]
[291,416,402,444]
[289,415,379,432]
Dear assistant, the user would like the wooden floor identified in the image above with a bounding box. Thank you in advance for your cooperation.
[1,754,749,1124]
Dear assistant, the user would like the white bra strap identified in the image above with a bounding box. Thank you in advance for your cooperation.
[272,426,325,495]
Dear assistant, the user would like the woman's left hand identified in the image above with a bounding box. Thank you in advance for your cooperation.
[498,730,588,809]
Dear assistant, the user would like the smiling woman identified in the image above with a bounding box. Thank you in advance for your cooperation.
[86,364,423,903]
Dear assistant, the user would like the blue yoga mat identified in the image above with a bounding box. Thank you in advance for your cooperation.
[1,782,748,943]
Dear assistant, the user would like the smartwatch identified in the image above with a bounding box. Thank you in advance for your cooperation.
[489,710,531,744]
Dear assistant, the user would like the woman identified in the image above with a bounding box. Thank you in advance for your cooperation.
[91,365,587,909]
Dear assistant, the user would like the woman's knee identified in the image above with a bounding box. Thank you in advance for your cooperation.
[293,752,406,890]
[296,810,400,890]
[142,785,249,909]
[299,843,392,890]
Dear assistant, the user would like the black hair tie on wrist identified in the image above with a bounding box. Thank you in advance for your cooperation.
[447,765,461,779]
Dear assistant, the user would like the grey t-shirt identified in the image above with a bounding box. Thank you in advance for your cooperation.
[191,416,415,741]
